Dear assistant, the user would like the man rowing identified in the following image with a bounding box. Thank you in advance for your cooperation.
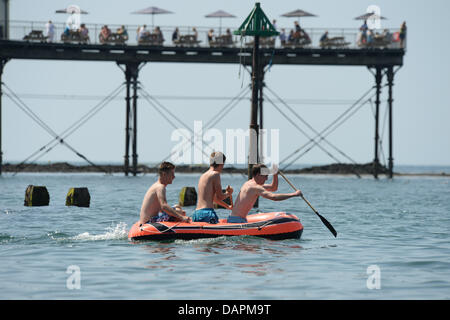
[227,164,302,223]
[191,152,233,224]
[139,161,191,225]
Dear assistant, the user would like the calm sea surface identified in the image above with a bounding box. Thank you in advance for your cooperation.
[0,171,449,299]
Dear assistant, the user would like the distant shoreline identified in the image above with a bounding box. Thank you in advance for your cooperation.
[2,162,449,177]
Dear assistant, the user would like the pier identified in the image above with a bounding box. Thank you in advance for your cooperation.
[0,8,405,178]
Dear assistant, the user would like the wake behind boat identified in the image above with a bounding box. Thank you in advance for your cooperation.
[128,212,303,241]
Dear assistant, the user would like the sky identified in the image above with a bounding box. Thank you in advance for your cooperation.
[2,0,450,168]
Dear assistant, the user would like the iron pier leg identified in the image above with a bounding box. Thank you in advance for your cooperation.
[373,67,383,179]
[0,59,8,176]
[131,65,139,176]
[120,62,140,176]
[249,36,262,208]
[259,65,265,164]
[387,66,394,179]
[124,67,131,176]
[248,35,260,180]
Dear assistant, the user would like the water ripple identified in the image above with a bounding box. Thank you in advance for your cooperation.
[1,173,449,299]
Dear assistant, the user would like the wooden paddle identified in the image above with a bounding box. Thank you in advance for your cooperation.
[227,185,234,210]
[214,186,234,210]
[229,193,234,210]
[279,170,337,237]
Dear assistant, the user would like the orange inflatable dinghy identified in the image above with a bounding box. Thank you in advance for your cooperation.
[128,212,303,241]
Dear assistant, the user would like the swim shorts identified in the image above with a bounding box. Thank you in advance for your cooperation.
[226,215,248,223]
[192,208,219,224]
[147,211,176,223]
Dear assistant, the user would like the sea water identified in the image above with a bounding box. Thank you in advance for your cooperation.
[0,172,449,299]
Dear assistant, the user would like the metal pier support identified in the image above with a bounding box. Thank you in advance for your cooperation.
[387,66,395,178]
[248,35,260,181]
[119,62,141,176]
[124,65,131,176]
[373,67,383,179]
[248,36,270,208]
[0,59,9,176]
[131,65,139,176]
[259,65,265,163]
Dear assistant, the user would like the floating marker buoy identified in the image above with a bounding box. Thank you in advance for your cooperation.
[179,186,197,207]
[66,187,90,207]
[24,185,50,206]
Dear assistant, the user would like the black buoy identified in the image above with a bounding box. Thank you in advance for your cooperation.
[66,187,91,207]
[179,186,197,207]
[24,185,50,206]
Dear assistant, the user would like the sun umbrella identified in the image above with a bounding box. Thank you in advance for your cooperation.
[131,6,173,28]
[354,12,387,20]
[55,5,88,14]
[281,9,317,23]
[281,9,317,28]
[56,5,88,30]
[281,9,317,18]
[205,10,236,35]
[354,12,387,30]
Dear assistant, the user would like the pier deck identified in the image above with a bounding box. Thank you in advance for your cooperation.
[0,40,404,66]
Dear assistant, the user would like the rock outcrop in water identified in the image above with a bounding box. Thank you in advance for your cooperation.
[3,161,391,175]
[286,162,390,175]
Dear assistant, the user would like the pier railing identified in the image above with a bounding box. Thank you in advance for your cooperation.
[6,20,406,50]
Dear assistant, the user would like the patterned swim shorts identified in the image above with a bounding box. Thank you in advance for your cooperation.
[147,212,175,223]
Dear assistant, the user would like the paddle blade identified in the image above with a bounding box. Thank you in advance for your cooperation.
[316,212,337,237]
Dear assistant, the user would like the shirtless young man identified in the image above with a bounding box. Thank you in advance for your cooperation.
[227,164,302,223]
[191,152,233,224]
[139,162,191,225]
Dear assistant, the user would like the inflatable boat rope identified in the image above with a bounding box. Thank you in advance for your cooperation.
[140,222,182,234]
[257,219,273,231]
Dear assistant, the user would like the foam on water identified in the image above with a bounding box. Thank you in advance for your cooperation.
[71,222,128,241]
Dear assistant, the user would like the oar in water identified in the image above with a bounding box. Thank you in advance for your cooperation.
[279,171,337,238]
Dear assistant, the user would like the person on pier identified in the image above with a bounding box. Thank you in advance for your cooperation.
[360,20,368,44]
[172,27,179,42]
[138,25,150,41]
[288,29,295,44]
[399,21,407,48]
[279,28,287,46]
[225,28,233,45]
[99,25,111,43]
[139,162,191,225]
[192,152,233,224]
[192,27,198,41]
[320,31,329,46]
[79,24,90,43]
[116,25,129,41]
[45,20,55,42]
[227,164,302,223]
[207,29,215,44]
[154,26,164,43]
